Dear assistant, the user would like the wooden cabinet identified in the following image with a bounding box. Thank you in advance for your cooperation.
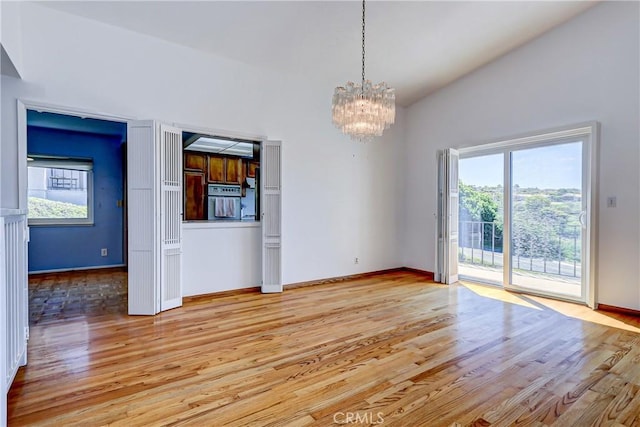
[225,157,242,184]
[184,152,250,221]
[208,156,225,183]
[184,171,206,220]
[208,155,242,185]
[247,161,259,178]
[184,153,207,220]
[184,152,206,172]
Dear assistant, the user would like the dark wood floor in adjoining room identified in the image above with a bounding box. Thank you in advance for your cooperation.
[8,271,640,426]
[28,268,127,325]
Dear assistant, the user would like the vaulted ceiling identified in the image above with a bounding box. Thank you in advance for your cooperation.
[37,1,596,106]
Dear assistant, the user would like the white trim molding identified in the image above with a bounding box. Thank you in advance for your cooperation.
[17,99,134,212]
[458,121,600,157]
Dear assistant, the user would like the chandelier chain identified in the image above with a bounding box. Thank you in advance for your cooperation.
[331,0,395,142]
[361,0,366,89]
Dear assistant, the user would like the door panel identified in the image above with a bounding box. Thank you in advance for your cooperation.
[261,141,282,293]
[159,123,183,312]
[445,148,459,284]
[458,154,504,284]
[127,121,158,315]
[508,141,585,301]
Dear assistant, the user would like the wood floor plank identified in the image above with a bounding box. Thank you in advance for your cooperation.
[8,271,640,426]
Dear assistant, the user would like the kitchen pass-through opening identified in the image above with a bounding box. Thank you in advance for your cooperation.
[183,132,260,223]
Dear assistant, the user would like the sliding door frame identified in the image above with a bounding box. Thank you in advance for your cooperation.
[457,122,599,308]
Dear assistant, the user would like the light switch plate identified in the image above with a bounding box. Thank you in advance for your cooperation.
[607,197,617,208]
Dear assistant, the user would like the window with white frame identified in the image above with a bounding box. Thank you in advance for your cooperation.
[27,155,94,225]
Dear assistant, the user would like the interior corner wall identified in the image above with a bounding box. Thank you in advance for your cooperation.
[1,75,22,210]
[0,3,405,293]
[404,2,640,310]
[0,1,24,78]
[27,126,124,272]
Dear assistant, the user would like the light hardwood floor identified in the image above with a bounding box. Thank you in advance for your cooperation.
[8,271,640,426]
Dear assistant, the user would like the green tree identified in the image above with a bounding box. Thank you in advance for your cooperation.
[460,181,581,268]
[511,194,576,261]
[459,181,503,252]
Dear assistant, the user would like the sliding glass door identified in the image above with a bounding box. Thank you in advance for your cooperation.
[451,123,597,306]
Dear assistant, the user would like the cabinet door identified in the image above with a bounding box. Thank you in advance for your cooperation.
[184,153,206,171]
[226,158,242,184]
[208,156,225,183]
[184,171,206,220]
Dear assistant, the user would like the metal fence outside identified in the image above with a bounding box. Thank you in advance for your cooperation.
[459,220,581,278]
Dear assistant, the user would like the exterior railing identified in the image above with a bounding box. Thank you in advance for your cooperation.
[459,220,581,278]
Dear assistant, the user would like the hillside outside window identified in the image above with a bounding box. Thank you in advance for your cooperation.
[27,155,94,226]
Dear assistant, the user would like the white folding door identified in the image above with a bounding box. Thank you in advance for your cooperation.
[261,140,282,293]
[127,121,183,314]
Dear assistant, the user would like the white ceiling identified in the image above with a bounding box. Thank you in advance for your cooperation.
[37,1,597,106]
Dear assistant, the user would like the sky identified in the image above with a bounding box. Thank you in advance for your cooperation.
[459,142,582,190]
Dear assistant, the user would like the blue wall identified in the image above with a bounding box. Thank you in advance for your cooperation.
[27,125,126,272]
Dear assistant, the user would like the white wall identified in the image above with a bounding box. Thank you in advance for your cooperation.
[182,224,262,295]
[0,3,405,293]
[0,1,24,78]
[404,2,640,310]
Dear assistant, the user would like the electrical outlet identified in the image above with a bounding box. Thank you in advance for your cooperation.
[101,248,108,257]
[354,257,359,264]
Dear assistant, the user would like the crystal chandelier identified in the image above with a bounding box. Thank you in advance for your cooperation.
[332,0,395,142]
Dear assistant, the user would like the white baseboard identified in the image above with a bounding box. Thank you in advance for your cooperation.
[261,284,283,293]
[28,264,125,274]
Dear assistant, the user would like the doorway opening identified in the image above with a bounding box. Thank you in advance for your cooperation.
[20,106,129,323]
